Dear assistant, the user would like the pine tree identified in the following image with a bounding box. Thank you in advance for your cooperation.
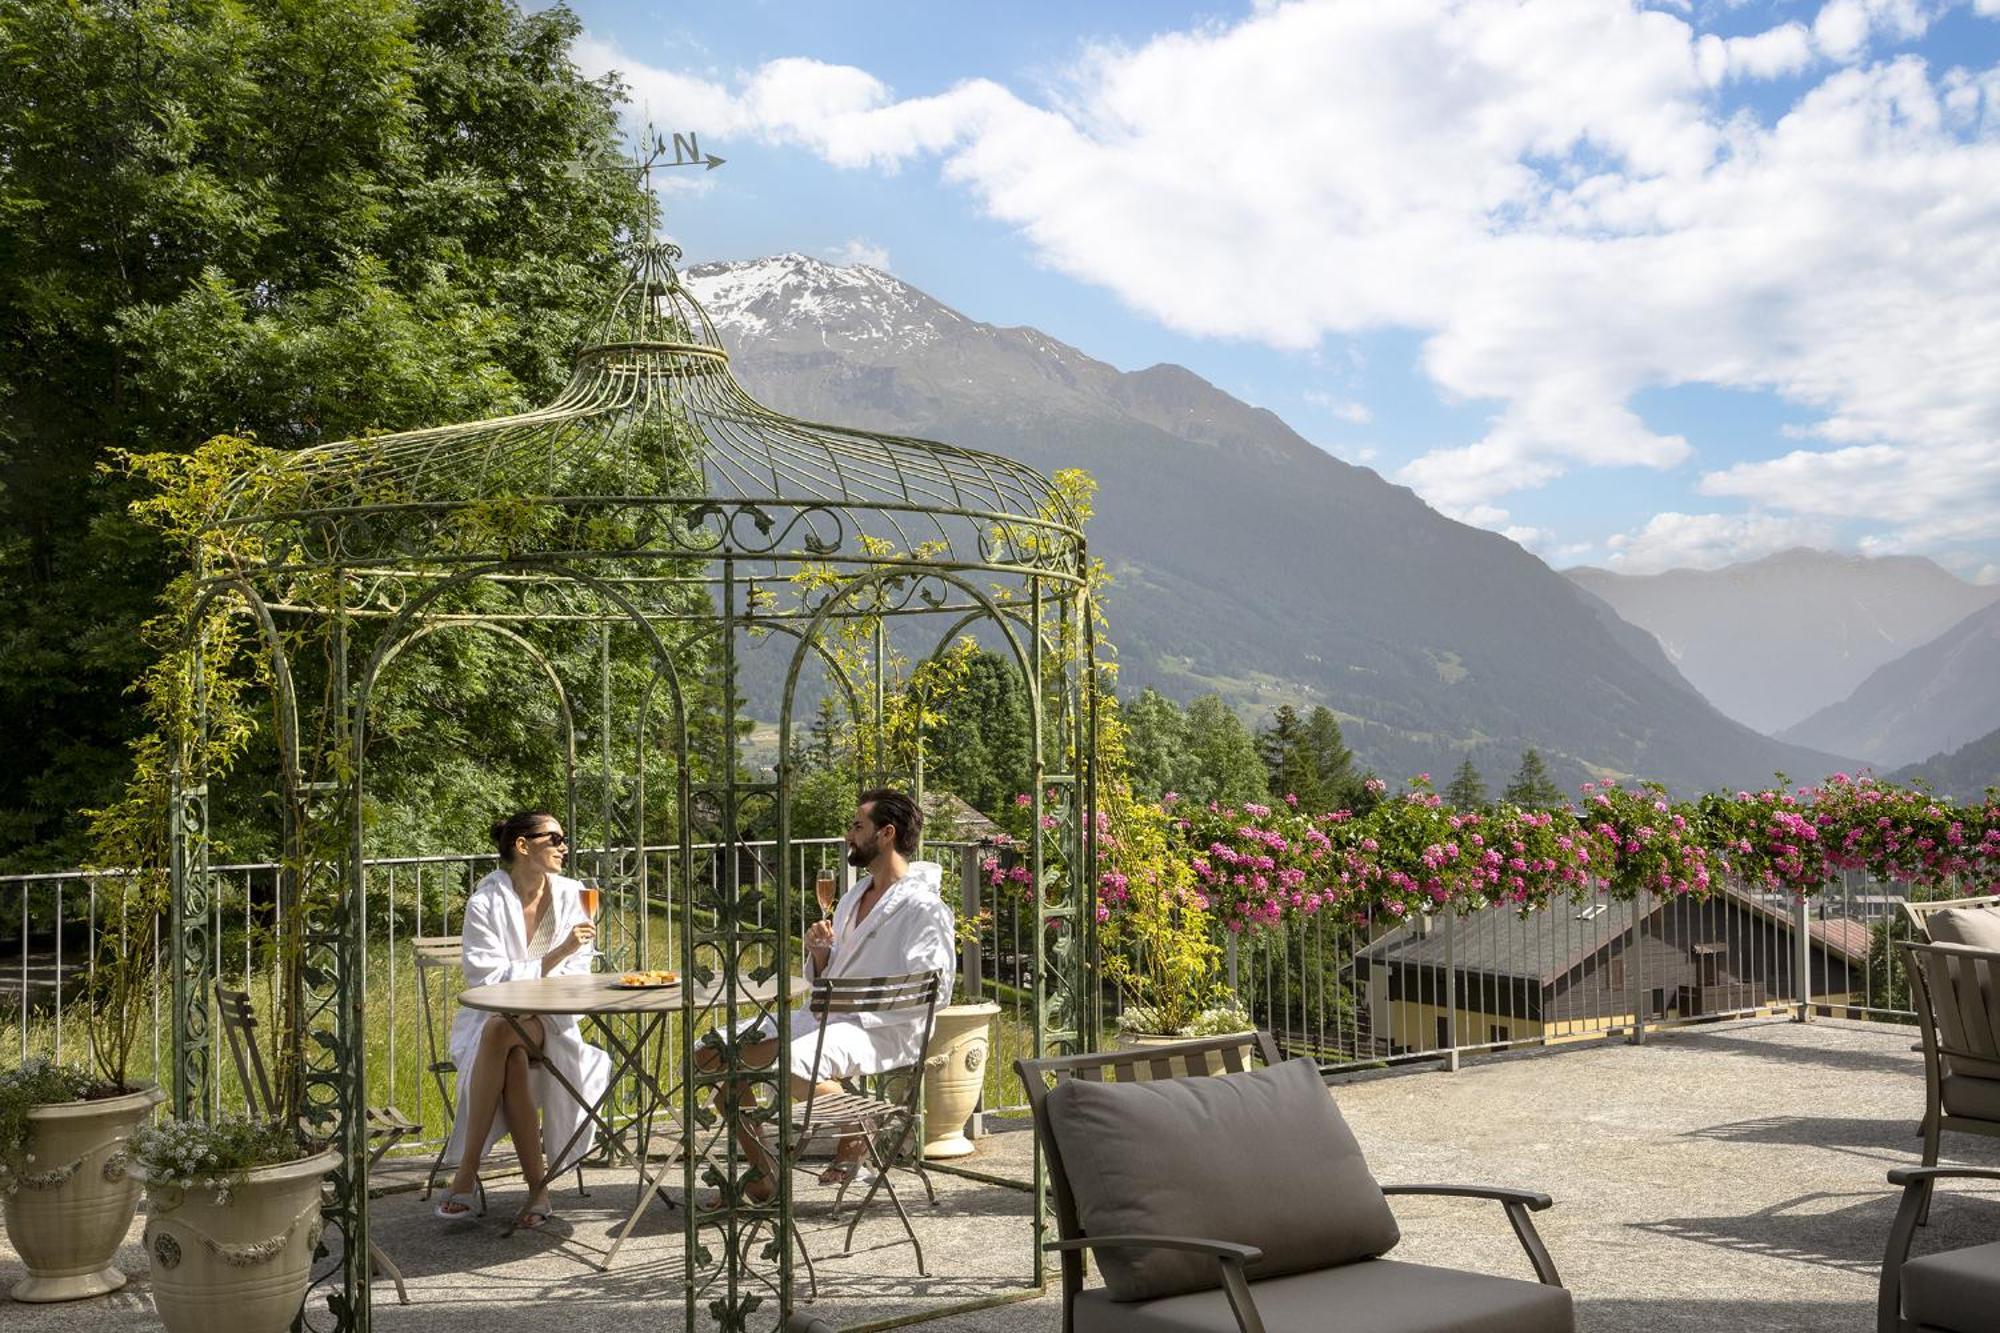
[1503,748,1564,809]
[1256,704,1308,802]
[1445,757,1489,810]
[1301,707,1355,812]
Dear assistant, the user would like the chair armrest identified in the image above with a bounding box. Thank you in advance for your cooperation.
[1875,1168,2000,1332]
[1381,1183,1553,1211]
[1886,1166,2000,1188]
[1380,1182,1562,1286]
[1045,1236,1269,1333]
[1045,1234,1264,1264]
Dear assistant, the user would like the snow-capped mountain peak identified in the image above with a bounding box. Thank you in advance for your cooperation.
[682,252,964,351]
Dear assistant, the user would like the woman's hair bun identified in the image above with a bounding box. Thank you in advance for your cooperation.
[492,810,556,863]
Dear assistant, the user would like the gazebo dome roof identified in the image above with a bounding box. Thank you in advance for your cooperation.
[216,242,1080,579]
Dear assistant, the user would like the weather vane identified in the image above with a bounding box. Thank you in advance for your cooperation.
[570,122,725,241]
[636,124,724,244]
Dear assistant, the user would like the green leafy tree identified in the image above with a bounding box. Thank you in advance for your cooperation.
[1503,748,1564,809]
[0,0,649,864]
[1446,757,1489,811]
[1183,694,1267,806]
[924,648,1032,814]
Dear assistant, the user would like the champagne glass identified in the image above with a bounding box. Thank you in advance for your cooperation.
[578,879,601,968]
[814,870,837,922]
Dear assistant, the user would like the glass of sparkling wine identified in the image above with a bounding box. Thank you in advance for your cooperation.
[814,870,837,921]
[578,880,601,966]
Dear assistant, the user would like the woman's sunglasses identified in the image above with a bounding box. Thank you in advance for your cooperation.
[524,830,568,847]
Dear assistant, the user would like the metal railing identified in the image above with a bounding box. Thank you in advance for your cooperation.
[2,836,1046,1149]
[14,847,1925,1140]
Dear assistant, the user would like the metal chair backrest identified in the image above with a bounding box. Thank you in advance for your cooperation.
[1898,894,2000,941]
[1015,1030,1285,1315]
[1902,940,2000,1080]
[214,983,279,1122]
[797,971,942,1135]
[411,935,462,1078]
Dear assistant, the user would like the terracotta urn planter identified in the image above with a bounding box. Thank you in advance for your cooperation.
[922,1001,1000,1158]
[142,1148,339,1333]
[3,1083,164,1302]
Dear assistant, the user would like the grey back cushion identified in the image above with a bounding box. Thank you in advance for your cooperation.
[1928,908,2000,951]
[1924,910,2000,1079]
[1044,1056,1399,1301]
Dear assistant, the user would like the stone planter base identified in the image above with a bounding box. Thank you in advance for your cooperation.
[923,1001,1000,1159]
[1113,1030,1258,1078]
[143,1148,339,1333]
[4,1083,164,1303]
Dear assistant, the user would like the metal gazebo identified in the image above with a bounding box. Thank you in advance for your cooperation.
[168,240,1099,1330]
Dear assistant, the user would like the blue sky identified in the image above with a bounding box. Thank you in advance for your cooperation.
[564,0,2000,577]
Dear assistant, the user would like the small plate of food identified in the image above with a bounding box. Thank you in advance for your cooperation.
[615,968,681,990]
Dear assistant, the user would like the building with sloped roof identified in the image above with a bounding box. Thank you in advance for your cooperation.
[1351,883,1868,1056]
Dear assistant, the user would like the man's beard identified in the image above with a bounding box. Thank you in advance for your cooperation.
[846,842,871,869]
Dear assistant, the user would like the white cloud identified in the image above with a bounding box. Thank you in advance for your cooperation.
[829,238,893,269]
[1603,511,1836,572]
[584,1,2000,554]
[1504,523,1557,548]
[1304,390,1373,423]
[1695,23,1814,84]
[1811,0,1934,63]
[1977,563,2000,584]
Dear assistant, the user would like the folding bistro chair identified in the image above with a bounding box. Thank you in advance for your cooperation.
[213,984,418,1305]
[411,935,587,1204]
[784,970,943,1299]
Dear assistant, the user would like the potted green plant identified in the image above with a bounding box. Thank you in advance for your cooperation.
[0,1057,165,1302]
[0,870,167,1303]
[129,1117,338,1333]
[1101,801,1254,1071]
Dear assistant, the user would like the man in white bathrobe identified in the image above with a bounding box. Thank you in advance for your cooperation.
[693,787,955,1203]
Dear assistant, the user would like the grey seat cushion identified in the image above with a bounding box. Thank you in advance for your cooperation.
[1046,1057,1399,1301]
[1902,1239,2000,1332]
[1073,1259,1575,1333]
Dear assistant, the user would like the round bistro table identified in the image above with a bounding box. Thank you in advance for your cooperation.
[457,970,790,1267]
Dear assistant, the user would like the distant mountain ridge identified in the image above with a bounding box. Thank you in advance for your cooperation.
[1892,724,2000,802]
[683,253,1853,794]
[1565,550,1999,736]
[1783,600,2000,767]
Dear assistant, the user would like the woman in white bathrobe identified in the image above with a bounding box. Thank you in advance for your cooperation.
[434,812,610,1227]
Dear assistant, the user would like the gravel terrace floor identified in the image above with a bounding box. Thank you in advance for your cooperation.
[4,1016,1994,1332]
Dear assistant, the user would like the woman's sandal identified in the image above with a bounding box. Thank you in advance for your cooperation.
[434,1190,480,1221]
[516,1196,555,1230]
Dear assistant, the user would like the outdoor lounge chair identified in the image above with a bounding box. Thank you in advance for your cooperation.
[1898,896,2000,942]
[1900,939,2000,1223]
[1878,1164,2000,1332]
[1016,1031,1573,1333]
